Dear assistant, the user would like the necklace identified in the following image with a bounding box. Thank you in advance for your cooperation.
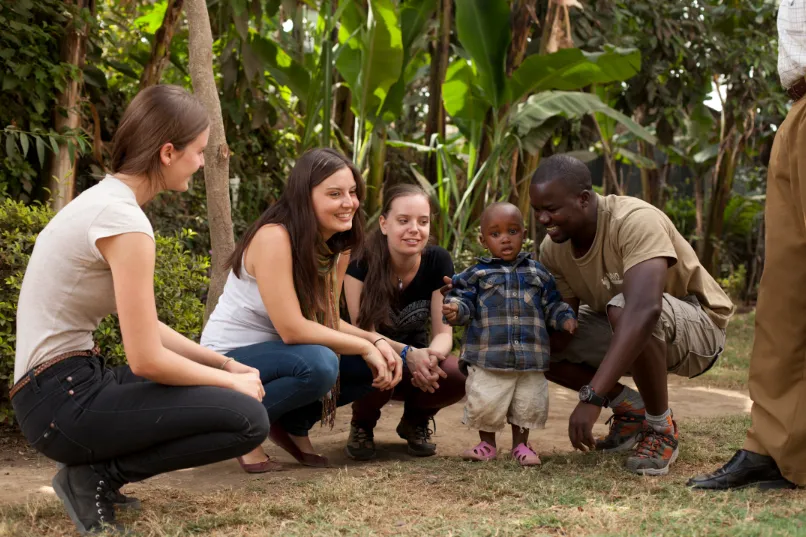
[397,277,403,291]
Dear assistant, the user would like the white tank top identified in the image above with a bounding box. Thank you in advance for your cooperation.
[200,257,281,353]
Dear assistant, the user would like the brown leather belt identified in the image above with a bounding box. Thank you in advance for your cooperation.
[9,348,99,400]
[787,77,806,102]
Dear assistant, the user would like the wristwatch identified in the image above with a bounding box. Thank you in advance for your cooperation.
[578,384,609,407]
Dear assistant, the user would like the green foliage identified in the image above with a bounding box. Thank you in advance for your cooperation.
[0,1,80,200]
[0,199,209,421]
[718,264,746,305]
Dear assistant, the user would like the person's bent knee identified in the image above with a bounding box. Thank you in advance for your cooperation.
[296,344,339,394]
[233,393,270,451]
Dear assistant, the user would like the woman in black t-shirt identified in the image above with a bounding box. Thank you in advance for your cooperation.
[342,184,466,460]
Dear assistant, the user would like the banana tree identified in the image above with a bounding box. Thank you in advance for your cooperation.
[423,0,658,256]
[336,0,435,214]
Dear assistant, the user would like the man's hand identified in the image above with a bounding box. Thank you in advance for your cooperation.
[438,275,453,297]
[442,302,459,324]
[563,318,578,334]
[568,402,602,451]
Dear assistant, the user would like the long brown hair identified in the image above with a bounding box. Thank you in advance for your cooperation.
[111,85,209,187]
[229,148,365,318]
[354,184,432,330]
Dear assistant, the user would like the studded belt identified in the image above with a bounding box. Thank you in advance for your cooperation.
[9,348,99,400]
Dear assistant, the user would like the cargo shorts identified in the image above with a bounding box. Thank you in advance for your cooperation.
[551,293,726,378]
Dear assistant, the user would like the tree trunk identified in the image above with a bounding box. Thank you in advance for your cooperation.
[47,0,94,211]
[186,0,235,322]
[367,127,387,216]
[139,0,185,89]
[333,80,354,156]
[424,0,451,183]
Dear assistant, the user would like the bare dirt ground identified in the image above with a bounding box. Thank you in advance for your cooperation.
[0,378,751,507]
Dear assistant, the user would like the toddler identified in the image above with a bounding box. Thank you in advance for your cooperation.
[443,202,576,466]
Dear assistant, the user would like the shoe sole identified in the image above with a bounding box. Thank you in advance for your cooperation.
[343,446,376,461]
[689,479,799,491]
[407,446,436,457]
[52,469,91,536]
[633,447,679,476]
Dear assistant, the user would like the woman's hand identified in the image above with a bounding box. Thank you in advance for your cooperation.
[223,359,261,379]
[361,343,394,390]
[230,372,266,402]
[375,339,404,389]
[408,347,449,393]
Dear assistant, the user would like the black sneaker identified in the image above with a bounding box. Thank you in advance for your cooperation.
[396,418,436,457]
[52,465,123,535]
[344,423,376,461]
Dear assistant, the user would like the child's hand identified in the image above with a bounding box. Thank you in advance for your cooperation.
[563,318,578,334]
[442,302,459,324]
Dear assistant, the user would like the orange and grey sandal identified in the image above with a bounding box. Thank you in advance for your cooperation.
[462,441,497,461]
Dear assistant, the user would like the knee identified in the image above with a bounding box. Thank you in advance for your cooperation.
[439,355,468,398]
[239,397,270,445]
[300,346,339,391]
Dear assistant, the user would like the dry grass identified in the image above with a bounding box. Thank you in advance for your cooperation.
[1,415,803,537]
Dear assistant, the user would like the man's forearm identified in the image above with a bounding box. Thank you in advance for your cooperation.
[589,305,660,397]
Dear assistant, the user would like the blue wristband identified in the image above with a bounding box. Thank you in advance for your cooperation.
[400,345,410,367]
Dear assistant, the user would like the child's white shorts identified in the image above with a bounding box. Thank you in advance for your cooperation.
[462,365,549,432]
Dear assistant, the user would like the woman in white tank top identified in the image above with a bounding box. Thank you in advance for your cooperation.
[202,148,404,472]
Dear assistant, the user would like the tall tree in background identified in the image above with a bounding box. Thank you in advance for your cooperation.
[48,0,95,211]
[139,0,185,89]
[424,0,451,184]
[186,0,234,321]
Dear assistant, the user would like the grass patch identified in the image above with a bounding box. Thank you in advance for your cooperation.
[1,414,803,537]
[693,311,755,391]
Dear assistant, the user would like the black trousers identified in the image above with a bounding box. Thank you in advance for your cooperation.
[12,355,269,487]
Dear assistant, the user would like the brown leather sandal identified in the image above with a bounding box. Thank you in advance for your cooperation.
[269,423,330,468]
[236,455,285,473]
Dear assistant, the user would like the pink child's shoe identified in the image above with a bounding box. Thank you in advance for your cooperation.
[462,441,497,461]
[512,443,541,467]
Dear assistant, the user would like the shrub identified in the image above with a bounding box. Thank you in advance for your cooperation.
[0,199,209,422]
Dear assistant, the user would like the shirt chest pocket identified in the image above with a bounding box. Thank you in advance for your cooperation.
[479,273,507,309]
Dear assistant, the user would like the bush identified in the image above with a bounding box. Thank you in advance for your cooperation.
[0,199,209,422]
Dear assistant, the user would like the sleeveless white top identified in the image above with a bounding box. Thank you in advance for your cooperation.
[200,258,281,353]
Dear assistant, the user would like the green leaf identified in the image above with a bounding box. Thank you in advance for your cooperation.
[454,0,511,108]
[49,136,60,155]
[248,35,311,99]
[4,134,15,158]
[693,144,719,164]
[614,147,657,169]
[19,133,29,157]
[511,47,642,103]
[133,0,168,34]
[442,59,488,139]
[83,65,108,89]
[35,136,45,168]
[106,60,140,80]
[511,91,657,147]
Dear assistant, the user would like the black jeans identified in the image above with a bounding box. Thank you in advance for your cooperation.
[11,355,269,487]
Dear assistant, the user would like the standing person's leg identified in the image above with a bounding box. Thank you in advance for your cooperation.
[461,366,514,462]
[12,355,269,534]
[393,354,466,457]
[690,98,806,490]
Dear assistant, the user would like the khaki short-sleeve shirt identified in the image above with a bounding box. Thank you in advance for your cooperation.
[539,194,735,329]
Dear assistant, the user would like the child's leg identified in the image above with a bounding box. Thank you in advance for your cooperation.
[461,366,515,461]
[511,424,529,447]
[508,372,549,466]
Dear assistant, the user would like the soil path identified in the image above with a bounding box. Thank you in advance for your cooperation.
[0,379,751,506]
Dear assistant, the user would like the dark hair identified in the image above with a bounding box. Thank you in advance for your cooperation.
[111,85,209,186]
[531,154,592,193]
[354,184,432,330]
[229,148,365,318]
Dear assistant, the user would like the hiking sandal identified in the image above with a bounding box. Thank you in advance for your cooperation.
[462,441,497,461]
[512,443,541,467]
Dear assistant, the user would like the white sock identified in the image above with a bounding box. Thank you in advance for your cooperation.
[645,408,674,434]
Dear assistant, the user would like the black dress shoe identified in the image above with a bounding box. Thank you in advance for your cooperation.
[687,449,797,490]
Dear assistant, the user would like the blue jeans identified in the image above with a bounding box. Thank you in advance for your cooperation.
[225,341,375,436]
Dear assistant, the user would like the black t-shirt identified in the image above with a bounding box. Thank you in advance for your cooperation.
[345,245,454,348]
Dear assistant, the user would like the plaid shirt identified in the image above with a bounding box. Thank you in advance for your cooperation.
[444,252,575,372]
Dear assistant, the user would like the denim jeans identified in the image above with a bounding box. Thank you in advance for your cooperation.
[225,341,376,436]
[11,355,269,487]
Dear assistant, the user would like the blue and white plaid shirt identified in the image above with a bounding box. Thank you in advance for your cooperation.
[445,252,575,372]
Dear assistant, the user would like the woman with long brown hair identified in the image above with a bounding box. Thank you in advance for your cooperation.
[342,184,466,460]
[201,148,402,471]
[11,85,269,536]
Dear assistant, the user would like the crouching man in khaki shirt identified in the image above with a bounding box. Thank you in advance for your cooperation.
[530,154,734,477]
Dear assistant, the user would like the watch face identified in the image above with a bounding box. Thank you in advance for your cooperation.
[579,385,591,402]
